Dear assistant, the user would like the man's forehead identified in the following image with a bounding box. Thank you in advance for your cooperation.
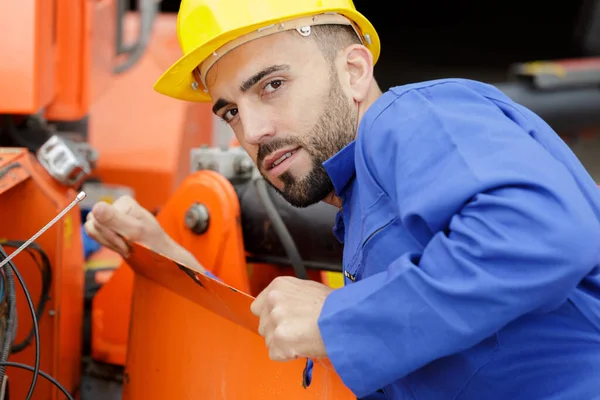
[205,31,314,87]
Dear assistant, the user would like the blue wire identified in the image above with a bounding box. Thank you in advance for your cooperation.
[0,271,5,305]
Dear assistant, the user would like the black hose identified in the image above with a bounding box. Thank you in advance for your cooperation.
[0,250,17,385]
[0,244,40,399]
[0,241,52,354]
[0,362,74,400]
[254,178,308,280]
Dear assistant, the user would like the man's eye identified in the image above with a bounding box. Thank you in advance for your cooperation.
[223,108,238,122]
[264,80,283,93]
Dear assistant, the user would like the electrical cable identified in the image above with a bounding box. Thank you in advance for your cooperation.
[0,244,39,400]
[0,250,16,389]
[252,177,313,385]
[0,268,5,305]
[253,177,308,280]
[0,240,52,353]
[0,361,73,400]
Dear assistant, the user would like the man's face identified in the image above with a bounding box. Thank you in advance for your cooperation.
[205,31,357,208]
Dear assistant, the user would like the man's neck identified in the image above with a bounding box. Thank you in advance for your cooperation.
[322,191,343,209]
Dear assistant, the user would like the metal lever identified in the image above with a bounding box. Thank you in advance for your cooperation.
[0,191,86,269]
[113,0,159,74]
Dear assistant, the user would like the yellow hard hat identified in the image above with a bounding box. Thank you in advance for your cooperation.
[153,0,380,103]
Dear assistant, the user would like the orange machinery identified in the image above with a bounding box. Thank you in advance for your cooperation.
[0,0,221,398]
[3,0,600,399]
[0,0,348,398]
[114,167,353,399]
[0,0,119,398]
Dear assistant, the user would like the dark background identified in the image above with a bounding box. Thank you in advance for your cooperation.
[129,0,598,89]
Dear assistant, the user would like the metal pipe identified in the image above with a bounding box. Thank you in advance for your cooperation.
[494,81,600,135]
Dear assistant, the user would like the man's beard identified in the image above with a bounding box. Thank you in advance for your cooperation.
[257,74,357,208]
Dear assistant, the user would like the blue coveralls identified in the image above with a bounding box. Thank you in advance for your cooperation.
[316,78,600,399]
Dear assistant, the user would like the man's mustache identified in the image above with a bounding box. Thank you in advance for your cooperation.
[256,138,303,166]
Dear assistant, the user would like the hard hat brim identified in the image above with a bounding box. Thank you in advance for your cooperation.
[153,8,380,103]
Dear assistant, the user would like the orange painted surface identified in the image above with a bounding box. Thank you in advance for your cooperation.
[90,262,133,365]
[88,14,215,213]
[90,170,326,367]
[45,0,117,120]
[121,241,354,399]
[89,15,225,363]
[152,170,251,291]
[0,0,110,118]
[0,148,84,399]
[0,0,55,114]
[91,170,250,365]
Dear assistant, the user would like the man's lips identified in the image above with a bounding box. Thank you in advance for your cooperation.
[263,147,300,171]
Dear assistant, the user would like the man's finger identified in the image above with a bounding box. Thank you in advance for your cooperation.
[86,221,123,253]
[257,306,271,337]
[91,201,143,241]
[95,223,130,255]
[251,285,271,316]
[84,219,130,256]
[268,340,290,362]
[113,196,147,220]
[83,222,115,253]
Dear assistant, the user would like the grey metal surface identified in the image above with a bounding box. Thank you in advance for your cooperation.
[495,80,600,135]
[190,145,254,183]
[80,374,122,400]
[79,358,124,400]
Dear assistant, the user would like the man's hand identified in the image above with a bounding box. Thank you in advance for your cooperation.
[84,195,172,258]
[250,276,333,361]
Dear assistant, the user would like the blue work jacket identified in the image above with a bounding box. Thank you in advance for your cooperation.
[316,78,600,399]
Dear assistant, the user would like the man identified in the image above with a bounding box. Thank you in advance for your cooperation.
[85,0,600,398]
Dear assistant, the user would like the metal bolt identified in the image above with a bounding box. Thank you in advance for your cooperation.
[297,26,311,36]
[184,203,210,234]
[234,156,254,175]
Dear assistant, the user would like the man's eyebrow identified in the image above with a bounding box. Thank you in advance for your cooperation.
[240,64,290,92]
[211,64,290,116]
[212,98,229,115]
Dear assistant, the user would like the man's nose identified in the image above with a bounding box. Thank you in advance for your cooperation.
[240,107,275,145]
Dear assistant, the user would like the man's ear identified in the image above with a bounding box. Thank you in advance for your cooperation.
[340,44,373,102]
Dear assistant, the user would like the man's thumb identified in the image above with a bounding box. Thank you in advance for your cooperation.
[92,202,139,239]
[91,202,116,223]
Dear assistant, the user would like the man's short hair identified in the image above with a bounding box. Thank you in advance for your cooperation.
[305,24,363,64]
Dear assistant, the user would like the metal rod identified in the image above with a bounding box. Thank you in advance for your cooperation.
[0,191,86,269]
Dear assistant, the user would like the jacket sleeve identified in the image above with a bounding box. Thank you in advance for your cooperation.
[317,82,600,397]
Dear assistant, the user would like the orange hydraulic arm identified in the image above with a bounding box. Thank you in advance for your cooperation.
[119,170,353,399]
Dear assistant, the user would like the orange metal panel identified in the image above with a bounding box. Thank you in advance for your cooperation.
[45,0,90,120]
[91,170,250,365]
[45,0,116,120]
[37,0,57,113]
[0,0,56,114]
[90,170,327,367]
[90,262,133,365]
[0,149,84,399]
[89,15,215,212]
[89,0,117,104]
[151,170,250,291]
[122,241,354,399]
